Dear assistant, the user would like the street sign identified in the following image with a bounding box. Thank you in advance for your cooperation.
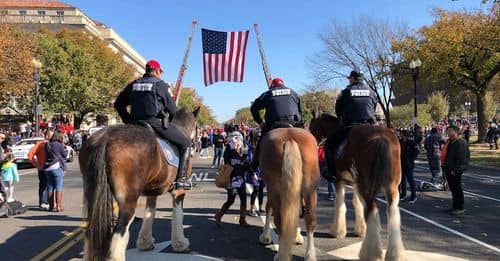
[36,105,43,114]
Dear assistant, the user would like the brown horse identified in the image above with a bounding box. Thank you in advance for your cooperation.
[258,128,320,261]
[79,107,199,261]
[309,113,405,261]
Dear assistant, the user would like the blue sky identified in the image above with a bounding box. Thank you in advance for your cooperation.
[66,0,483,122]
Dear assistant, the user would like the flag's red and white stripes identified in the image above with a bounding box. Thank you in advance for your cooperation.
[203,30,249,86]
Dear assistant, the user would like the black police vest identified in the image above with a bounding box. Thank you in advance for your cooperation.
[264,86,300,123]
[129,77,163,120]
[339,83,376,126]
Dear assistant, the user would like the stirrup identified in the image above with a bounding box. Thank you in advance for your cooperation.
[175,178,192,190]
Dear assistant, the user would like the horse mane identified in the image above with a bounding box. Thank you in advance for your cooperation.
[172,107,195,129]
[317,112,339,127]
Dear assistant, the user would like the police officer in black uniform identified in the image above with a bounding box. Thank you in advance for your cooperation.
[324,70,378,178]
[248,77,302,170]
[114,60,193,190]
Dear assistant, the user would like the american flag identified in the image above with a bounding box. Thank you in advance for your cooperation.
[202,28,249,86]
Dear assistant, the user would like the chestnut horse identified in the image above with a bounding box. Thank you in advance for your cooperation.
[309,113,405,261]
[258,128,320,261]
[79,107,199,261]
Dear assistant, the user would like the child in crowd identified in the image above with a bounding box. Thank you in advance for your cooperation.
[1,152,19,202]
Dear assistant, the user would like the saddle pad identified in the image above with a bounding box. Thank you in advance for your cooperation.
[157,138,180,168]
[334,139,347,160]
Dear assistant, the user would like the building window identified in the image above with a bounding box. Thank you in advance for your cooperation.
[38,10,46,17]
[19,10,27,16]
[0,10,8,15]
[57,11,64,17]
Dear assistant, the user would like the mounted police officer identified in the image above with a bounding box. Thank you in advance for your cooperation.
[324,70,378,178]
[248,77,302,171]
[114,60,193,190]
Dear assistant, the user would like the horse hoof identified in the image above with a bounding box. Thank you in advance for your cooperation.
[259,234,272,245]
[139,244,155,251]
[172,239,190,253]
[295,235,305,245]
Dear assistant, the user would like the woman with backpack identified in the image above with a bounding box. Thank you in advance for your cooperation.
[44,132,68,212]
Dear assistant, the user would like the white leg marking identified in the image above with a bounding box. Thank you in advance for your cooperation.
[385,193,406,261]
[259,208,273,245]
[295,226,304,245]
[137,197,156,250]
[331,184,347,238]
[171,200,190,252]
[108,214,135,261]
[353,185,367,238]
[305,230,317,261]
[359,207,383,261]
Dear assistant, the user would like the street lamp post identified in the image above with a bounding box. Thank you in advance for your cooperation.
[409,58,422,130]
[464,101,471,125]
[32,58,42,137]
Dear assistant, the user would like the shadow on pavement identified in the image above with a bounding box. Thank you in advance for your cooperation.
[0,225,80,260]
[15,214,83,222]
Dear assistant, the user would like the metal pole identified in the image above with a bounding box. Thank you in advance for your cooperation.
[34,70,40,137]
[412,68,418,129]
[253,24,272,88]
[172,20,198,105]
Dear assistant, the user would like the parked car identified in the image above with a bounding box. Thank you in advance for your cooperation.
[10,138,75,165]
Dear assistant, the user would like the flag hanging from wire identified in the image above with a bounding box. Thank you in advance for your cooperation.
[202,28,249,86]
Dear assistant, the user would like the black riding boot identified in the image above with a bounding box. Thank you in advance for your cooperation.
[324,137,339,180]
[248,139,261,172]
[175,147,192,190]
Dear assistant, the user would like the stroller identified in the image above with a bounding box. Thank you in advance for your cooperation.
[418,177,448,192]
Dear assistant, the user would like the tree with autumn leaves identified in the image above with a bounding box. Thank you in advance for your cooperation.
[35,29,136,128]
[394,5,499,141]
[0,24,35,106]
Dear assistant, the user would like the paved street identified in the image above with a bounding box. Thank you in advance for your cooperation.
[1,154,499,260]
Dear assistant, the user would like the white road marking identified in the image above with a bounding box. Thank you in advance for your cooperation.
[376,196,500,254]
[127,241,222,261]
[414,165,500,182]
[327,241,468,261]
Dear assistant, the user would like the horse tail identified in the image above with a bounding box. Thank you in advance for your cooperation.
[82,131,113,260]
[368,137,392,209]
[280,139,303,257]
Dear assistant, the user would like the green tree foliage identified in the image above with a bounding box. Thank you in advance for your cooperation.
[390,103,432,128]
[484,91,498,122]
[0,24,35,104]
[300,90,336,122]
[36,29,135,128]
[426,91,450,122]
[234,107,256,126]
[178,88,216,126]
[395,6,500,141]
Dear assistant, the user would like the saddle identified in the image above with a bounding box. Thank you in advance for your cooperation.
[136,121,180,167]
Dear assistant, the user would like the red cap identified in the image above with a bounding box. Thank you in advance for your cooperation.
[146,59,163,73]
[271,77,284,87]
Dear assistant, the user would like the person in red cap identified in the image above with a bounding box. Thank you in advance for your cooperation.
[248,77,302,171]
[114,59,193,189]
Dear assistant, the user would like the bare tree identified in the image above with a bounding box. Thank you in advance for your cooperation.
[309,17,410,127]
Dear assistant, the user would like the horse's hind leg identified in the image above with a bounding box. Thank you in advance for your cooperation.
[359,201,383,261]
[385,188,405,261]
[171,194,190,252]
[259,204,273,245]
[304,192,317,261]
[330,181,347,239]
[137,196,157,251]
[353,185,367,237]
[109,201,137,261]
